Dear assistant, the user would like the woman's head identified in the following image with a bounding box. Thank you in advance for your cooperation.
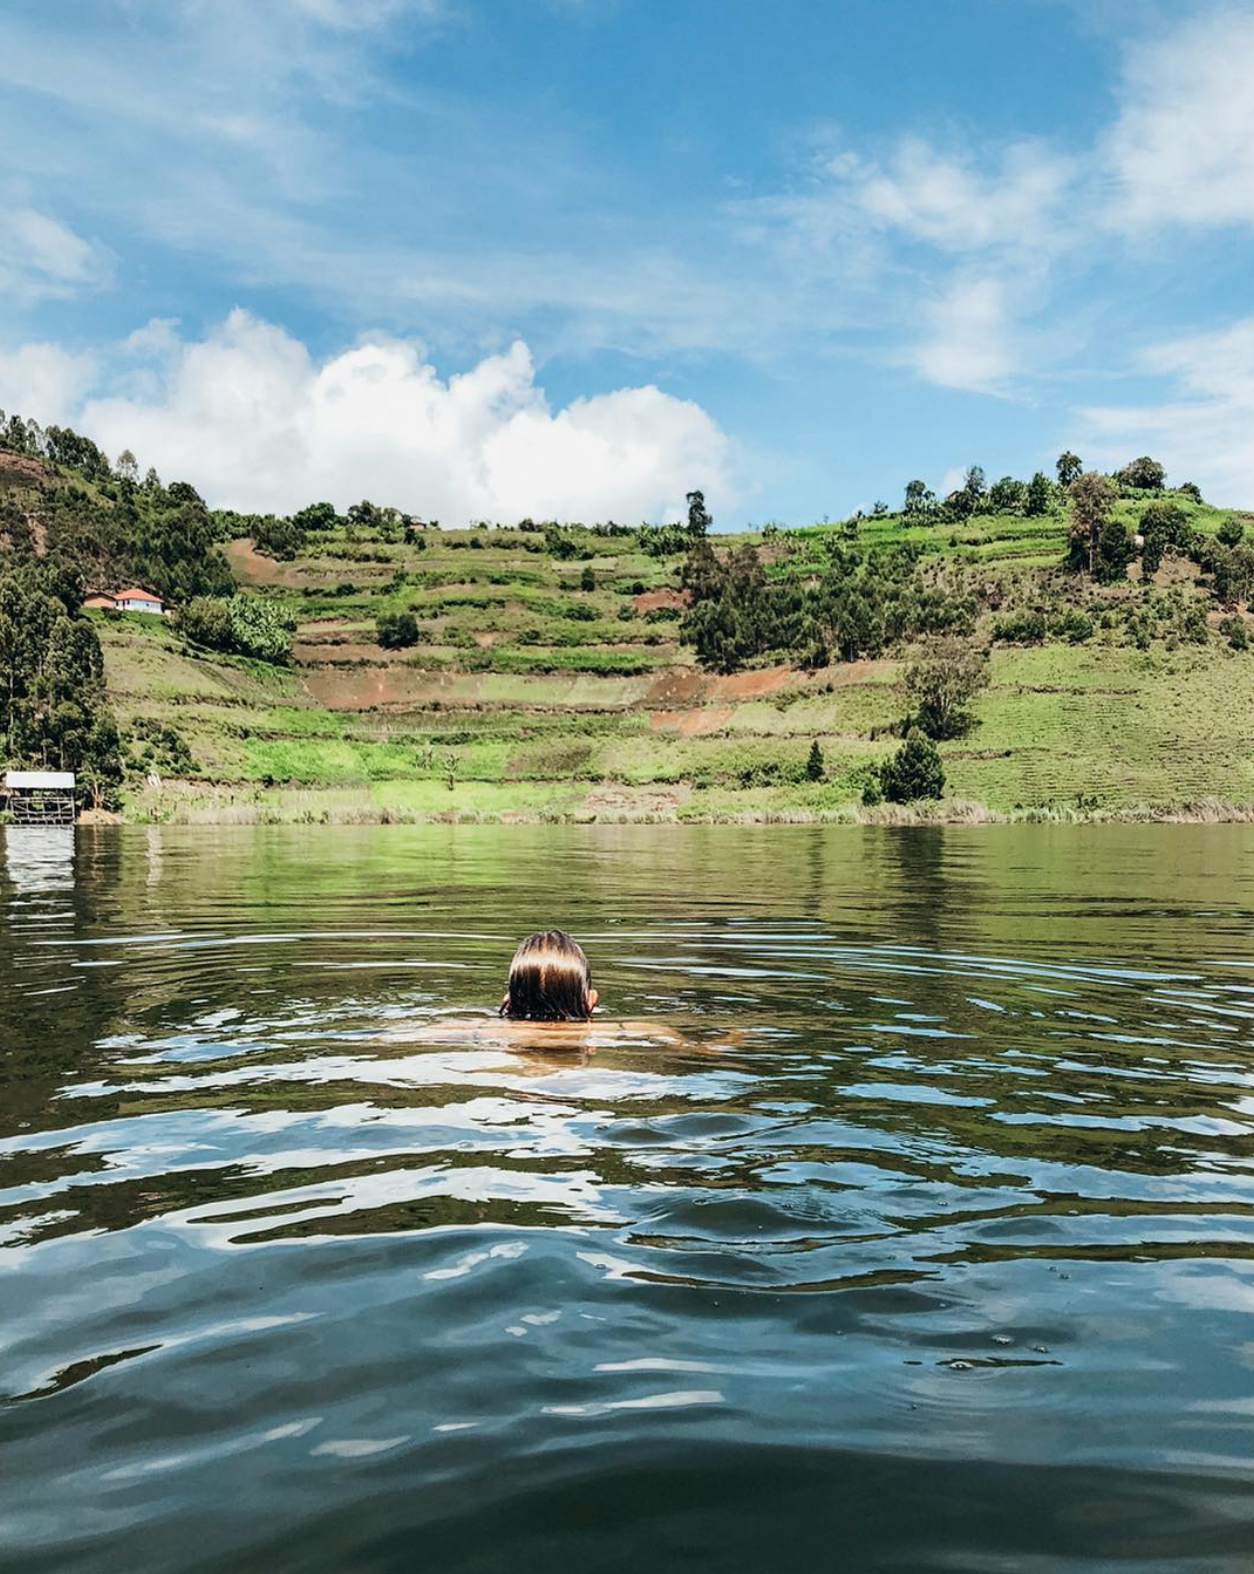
[502,930,597,1021]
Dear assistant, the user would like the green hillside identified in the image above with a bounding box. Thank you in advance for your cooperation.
[2,426,1252,823]
[96,495,1254,824]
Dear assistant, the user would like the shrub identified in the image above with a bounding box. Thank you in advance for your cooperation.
[1218,517,1246,549]
[377,611,421,649]
[176,596,233,651]
[878,729,945,803]
[806,740,825,781]
[175,593,292,663]
[580,565,596,592]
[227,595,293,663]
[1178,603,1209,644]
[735,756,807,788]
[252,514,306,560]
[1176,482,1203,503]
[858,768,884,807]
[638,523,689,557]
[128,717,194,776]
[644,605,680,623]
[1212,544,1254,606]
[1052,609,1094,644]
[1219,615,1249,651]
[993,610,1047,644]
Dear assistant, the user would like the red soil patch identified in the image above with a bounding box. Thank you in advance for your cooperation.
[643,664,798,707]
[0,451,54,486]
[225,538,291,587]
[633,586,690,614]
[651,706,735,736]
[302,664,463,711]
[293,641,402,665]
[644,657,888,722]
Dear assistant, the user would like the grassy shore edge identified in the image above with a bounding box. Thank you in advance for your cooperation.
[70,791,1254,828]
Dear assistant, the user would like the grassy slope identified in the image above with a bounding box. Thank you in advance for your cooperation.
[95,501,1254,823]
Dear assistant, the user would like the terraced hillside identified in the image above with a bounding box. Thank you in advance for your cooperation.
[93,499,1254,823]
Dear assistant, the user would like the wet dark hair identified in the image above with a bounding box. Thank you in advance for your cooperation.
[501,930,593,1021]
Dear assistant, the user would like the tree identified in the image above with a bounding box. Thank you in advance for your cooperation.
[878,728,944,803]
[1212,545,1254,608]
[1056,451,1083,488]
[1025,471,1052,516]
[1218,517,1246,549]
[0,565,122,801]
[686,489,712,538]
[1067,471,1116,577]
[293,501,339,533]
[1094,519,1133,584]
[903,479,935,516]
[903,636,989,740]
[1140,501,1192,575]
[347,499,383,534]
[115,449,139,484]
[806,740,824,781]
[580,565,596,592]
[1117,456,1166,490]
[963,465,986,503]
[377,610,420,649]
[253,514,306,560]
[989,476,1027,513]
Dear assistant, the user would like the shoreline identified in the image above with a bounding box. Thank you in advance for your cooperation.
[62,792,1254,828]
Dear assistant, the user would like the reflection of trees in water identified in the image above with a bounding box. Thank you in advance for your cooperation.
[2,830,132,1140]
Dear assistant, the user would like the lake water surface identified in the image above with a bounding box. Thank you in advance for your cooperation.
[3,824,1254,1573]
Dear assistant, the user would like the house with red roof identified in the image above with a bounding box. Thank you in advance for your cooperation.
[82,587,166,615]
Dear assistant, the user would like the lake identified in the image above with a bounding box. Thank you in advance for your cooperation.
[2,823,1254,1573]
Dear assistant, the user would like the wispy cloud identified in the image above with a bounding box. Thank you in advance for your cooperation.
[0,207,113,302]
[1103,7,1254,228]
[1081,315,1254,504]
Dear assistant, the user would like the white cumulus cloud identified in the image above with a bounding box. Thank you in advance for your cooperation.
[67,310,731,523]
[0,341,99,424]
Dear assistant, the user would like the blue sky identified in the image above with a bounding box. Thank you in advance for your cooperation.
[1,0,1252,524]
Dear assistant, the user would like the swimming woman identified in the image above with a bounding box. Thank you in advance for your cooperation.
[381,928,686,1052]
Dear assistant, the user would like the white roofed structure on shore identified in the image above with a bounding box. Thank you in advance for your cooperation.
[3,771,77,824]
